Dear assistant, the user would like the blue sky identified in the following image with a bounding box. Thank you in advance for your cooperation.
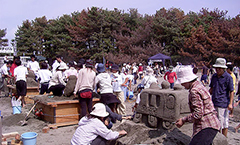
[0,0,239,45]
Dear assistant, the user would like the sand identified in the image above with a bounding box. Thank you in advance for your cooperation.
[1,74,240,145]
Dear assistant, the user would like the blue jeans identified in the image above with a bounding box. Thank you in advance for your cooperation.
[170,83,174,89]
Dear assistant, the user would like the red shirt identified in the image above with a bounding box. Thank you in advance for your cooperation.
[164,71,177,83]
[182,81,221,137]
[9,63,17,77]
[138,66,143,72]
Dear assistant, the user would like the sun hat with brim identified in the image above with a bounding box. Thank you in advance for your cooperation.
[213,58,227,69]
[58,63,69,70]
[90,103,109,117]
[111,64,119,71]
[175,66,198,84]
[97,63,105,73]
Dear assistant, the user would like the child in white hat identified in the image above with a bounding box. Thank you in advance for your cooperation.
[71,103,127,145]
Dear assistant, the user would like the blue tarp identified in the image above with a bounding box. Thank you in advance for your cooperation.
[148,53,172,66]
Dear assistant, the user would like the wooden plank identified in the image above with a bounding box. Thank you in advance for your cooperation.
[7,85,38,90]
[46,100,79,106]
[26,87,38,90]
[36,102,55,123]
[48,121,79,128]
[46,98,100,106]
[2,132,19,139]
[55,103,80,123]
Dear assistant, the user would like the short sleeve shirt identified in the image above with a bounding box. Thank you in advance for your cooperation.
[209,71,234,108]
[14,65,28,82]
[110,73,123,92]
[0,64,8,75]
[27,61,40,73]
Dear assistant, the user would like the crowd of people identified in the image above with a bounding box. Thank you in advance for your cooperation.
[0,55,240,145]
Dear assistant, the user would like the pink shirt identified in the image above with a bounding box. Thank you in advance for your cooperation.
[164,71,177,83]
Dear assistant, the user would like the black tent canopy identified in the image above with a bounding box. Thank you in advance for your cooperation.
[148,53,172,66]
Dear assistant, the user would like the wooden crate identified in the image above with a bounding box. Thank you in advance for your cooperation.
[35,98,100,126]
[7,85,39,104]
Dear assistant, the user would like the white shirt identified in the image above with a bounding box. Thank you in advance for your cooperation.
[49,71,66,88]
[132,66,138,73]
[52,60,60,74]
[233,66,239,74]
[14,65,28,82]
[126,64,131,70]
[126,74,134,82]
[0,64,8,75]
[110,73,123,92]
[36,69,52,83]
[95,73,113,94]
[27,60,40,73]
[121,66,126,73]
[71,117,119,145]
[141,75,157,89]
[136,92,141,104]
[65,67,78,78]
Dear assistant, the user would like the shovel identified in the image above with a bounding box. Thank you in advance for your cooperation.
[20,100,40,126]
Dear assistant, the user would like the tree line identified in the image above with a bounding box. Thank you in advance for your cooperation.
[1,7,240,66]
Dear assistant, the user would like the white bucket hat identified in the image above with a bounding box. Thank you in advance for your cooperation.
[90,103,109,117]
[213,58,227,69]
[175,66,198,84]
[58,63,69,70]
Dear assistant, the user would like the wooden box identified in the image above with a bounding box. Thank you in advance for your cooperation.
[35,98,100,127]
[8,85,39,104]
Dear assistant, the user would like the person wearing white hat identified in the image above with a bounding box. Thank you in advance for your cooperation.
[175,66,220,145]
[209,58,234,137]
[141,66,158,89]
[71,103,127,145]
[48,63,69,96]
[121,63,126,74]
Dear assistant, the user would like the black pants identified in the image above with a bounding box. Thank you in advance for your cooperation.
[40,83,50,95]
[189,128,218,145]
[78,89,93,118]
[91,136,107,145]
[49,84,65,96]
[16,80,27,96]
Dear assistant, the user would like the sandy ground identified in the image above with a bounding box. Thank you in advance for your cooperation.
[1,73,240,145]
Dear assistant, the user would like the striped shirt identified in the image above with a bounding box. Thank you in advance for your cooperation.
[182,81,221,137]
